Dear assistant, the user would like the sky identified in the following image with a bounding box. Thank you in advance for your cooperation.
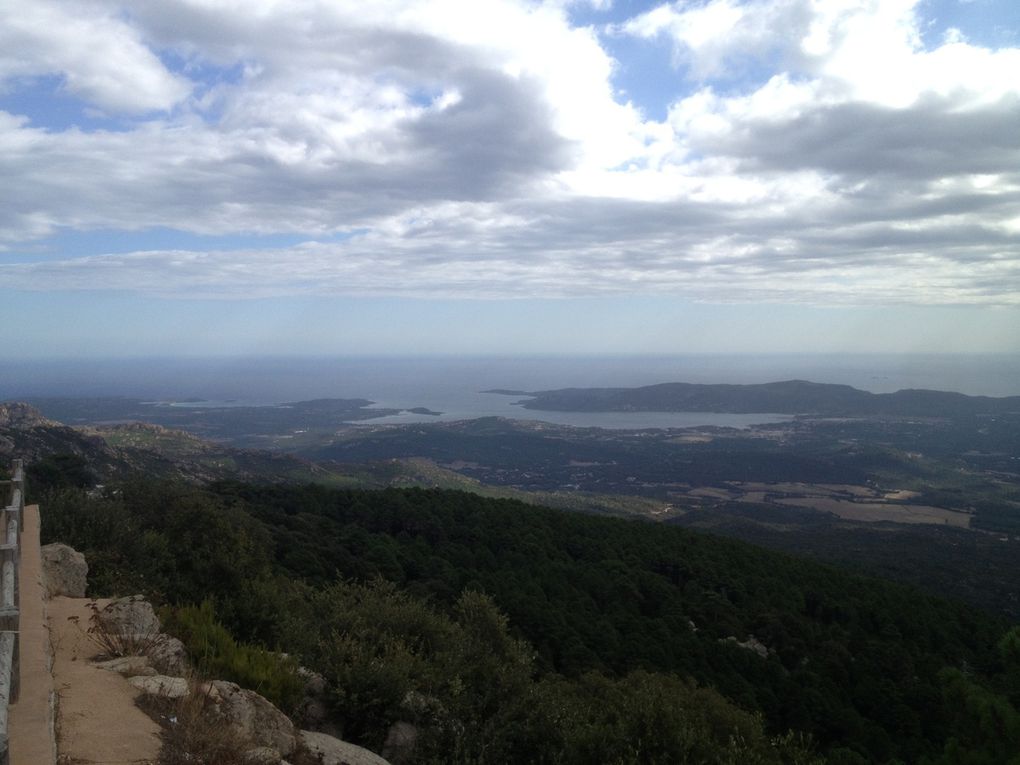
[0,0,1018,357]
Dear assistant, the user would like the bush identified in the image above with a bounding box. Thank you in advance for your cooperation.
[162,601,303,713]
[27,452,94,496]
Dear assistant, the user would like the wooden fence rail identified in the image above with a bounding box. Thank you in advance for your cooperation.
[0,459,24,765]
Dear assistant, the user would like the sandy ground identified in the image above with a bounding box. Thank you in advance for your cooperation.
[48,596,162,764]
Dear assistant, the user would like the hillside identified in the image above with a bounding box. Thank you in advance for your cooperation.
[0,402,349,486]
[36,476,1020,764]
[516,379,1020,416]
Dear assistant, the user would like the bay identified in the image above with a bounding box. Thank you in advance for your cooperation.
[2,353,1018,430]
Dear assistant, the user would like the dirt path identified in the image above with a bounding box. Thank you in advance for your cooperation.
[48,597,161,764]
[8,505,56,765]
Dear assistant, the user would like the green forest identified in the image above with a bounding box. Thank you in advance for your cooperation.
[31,460,1020,764]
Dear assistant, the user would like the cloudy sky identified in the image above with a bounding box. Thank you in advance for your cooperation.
[1,0,1018,357]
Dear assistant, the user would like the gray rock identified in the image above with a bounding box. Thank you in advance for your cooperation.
[298,667,328,697]
[128,674,189,698]
[299,730,391,765]
[211,681,298,757]
[294,667,336,733]
[93,655,156,677]
[720,634,771,659]
[40,543,88,598]
[0,403,53,428]
[149,634,190,676]
[295,696,333,733]
[96,595,160,638]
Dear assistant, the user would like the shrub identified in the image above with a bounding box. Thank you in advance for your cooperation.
[162,600,303,713]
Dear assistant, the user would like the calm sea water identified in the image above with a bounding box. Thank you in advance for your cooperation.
[2,354,1018,430]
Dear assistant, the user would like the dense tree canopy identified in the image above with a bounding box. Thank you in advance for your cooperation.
[39,479,1013,763]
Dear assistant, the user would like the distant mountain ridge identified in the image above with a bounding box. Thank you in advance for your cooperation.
[0,401,333,485]
[519,379,1020,416]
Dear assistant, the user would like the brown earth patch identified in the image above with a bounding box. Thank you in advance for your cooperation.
[773,497,970,528]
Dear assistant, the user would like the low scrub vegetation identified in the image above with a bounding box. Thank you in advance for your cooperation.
[161,601,303,713]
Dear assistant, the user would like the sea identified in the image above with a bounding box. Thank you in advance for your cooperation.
[2,354,1018,430]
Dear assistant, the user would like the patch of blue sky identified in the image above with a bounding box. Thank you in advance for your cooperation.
[567,0,660,29]
[4,228,368,263]
[159,49,250,100]
[599,33,787,120]
[158,51,249,123]
[569,3,788,121]
[158,48,243,82]
[597,31,682,121]
[562,1,690,121]
[0,74,130,132]
[919,0,1019,48]
[405,86,449,108]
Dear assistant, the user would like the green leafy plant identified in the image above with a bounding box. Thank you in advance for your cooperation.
[162,600,303,713]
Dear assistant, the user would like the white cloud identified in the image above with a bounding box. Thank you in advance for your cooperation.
[623,0,1020,107]
[0,0,191,113]
[0,0,1017,307]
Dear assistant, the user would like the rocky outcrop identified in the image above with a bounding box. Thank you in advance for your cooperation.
[125,675,391,765]
[720,634,771,659]
[300,730,391,765]
[86,593,389,765]
[96,594,161,638]
[41,543,88,597]
[0,402,54,429]
[211,680,299,757]
[90,596,189,668]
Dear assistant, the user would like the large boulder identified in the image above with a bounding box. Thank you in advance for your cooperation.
[40,543,88,598]
[211,681,299,757]
[95,595,161,638]
[299,730,391,765]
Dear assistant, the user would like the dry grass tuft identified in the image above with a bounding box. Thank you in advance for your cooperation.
[82,599,164,659]
[138,683,252,765]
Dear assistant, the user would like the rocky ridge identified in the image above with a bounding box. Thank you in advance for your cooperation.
[43,543,394,764]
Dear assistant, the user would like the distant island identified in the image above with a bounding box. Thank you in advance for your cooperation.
[406,407,443,416]
[515,379,1020,417]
